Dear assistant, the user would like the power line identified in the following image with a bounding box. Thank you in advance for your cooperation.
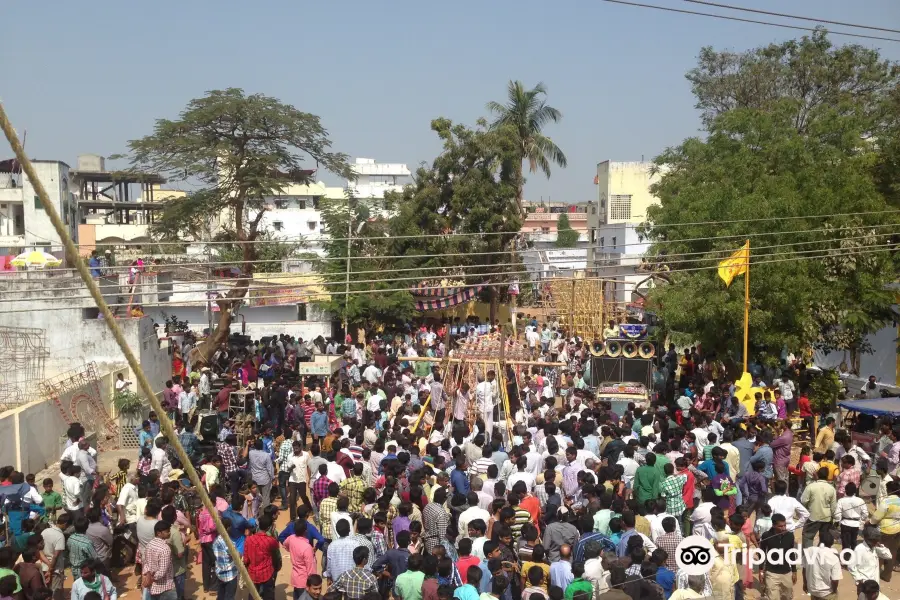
[1,244,891,314]
[27,222,900,276]
[0,244,892,313]
[11,231,896,296]
[683,1,900,35]
[599,0,900,43]
[58,209,900,248]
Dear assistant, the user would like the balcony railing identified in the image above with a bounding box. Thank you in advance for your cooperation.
[525,212,587,221]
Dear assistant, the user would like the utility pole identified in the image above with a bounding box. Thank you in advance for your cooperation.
[342,195,353,338]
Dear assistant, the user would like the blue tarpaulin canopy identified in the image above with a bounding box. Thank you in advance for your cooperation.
[838,397,900,417]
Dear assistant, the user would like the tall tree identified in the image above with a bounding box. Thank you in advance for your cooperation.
[487,81,567,215]
[644,32,899,367]
[385,118,522,322]
[117,88,348,364]
[687,28,898,133]
[555,213,579,248]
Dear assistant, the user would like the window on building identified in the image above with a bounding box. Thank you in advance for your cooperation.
[34,195,42,210]
[612,236,617,249]
[600,237,605,248]
[274,200,288,210]
[297,303,307,321]
[609,195,632,220]
[541,227,550,234]
[308,221,317,231]
[590,228,597,244]
[592,205,597,215]
[313,197,321,210]
[273,221,284,231]
[298,200,306,210]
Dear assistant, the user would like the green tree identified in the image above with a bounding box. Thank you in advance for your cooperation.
[115,88,349,364]
[384,118,522,322]
[487,81,567,216]
[315,191,417,334]
[214,231,301,274]
[643,33,899,366]
[555,213,579,248]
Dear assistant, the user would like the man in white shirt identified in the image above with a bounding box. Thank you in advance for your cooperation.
[116,473,141,526]
[768,481,810,532]
[617,448,640,488]
[476,373,495,436]
[803,529,841,599]
[458,493,491,539]
[525,328,540,357]
[61,464,84,516]
[150,438,172,482]
[362,362,381,385]
[115,373,131,392]
[848,528,893,585]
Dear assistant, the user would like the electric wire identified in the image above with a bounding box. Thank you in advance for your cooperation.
[61,208,900,248]
[599,0,900,43]
[683,1,900,35]
[8,230,896,297]
[28,222,900,276]
[0,244,892,314]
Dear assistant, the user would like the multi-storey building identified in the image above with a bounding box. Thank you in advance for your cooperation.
[587,161,663,304]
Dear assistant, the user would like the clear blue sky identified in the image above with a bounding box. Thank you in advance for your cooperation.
[3,0,898,203]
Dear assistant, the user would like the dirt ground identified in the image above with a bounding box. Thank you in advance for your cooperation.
[36,445,900,600]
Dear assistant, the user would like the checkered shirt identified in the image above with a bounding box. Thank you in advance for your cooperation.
[655,532,682,570]
[143,537,175,594]
[319,497,338,540]
[66,533,97,570]
[212,535,238,582]
[339,475,367,513]
[216,442,238,474]
[276,439,293,471]
[332,567,378,599]
[327,536,361,581]
[422,502,450,554]
[661,474,687,516]
[312,476,333,506]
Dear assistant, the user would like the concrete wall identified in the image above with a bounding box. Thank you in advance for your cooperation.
[0,398,69,474]
[0,295,170,396]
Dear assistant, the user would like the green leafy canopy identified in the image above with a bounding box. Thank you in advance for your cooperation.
[644,30,900,365]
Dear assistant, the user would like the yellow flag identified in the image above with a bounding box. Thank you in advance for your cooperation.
[717,241,750,287]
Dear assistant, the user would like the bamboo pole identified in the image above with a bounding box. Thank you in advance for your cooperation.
[0,103,263,600]
[403,356,567,367]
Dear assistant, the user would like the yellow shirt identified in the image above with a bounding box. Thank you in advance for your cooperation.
[815,426,835,454]
[520,561,550,590]
[820,460,839,481]
[635,515,652,538]
[872,496,900,535]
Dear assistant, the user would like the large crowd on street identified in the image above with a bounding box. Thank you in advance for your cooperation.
[0,320,898,600]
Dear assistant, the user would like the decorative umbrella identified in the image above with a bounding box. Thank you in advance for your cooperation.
[10,250,63,268]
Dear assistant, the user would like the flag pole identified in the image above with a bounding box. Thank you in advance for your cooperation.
[743,239,750,373]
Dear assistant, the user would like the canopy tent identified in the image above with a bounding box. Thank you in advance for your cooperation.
[837,397,900,417]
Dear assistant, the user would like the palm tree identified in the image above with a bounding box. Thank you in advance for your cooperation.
[487,80,567,216]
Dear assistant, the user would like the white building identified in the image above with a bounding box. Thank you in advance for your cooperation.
[348,157,411,201]
[246,158,411,255]
[588,161,662,303]
[0,160,79,254]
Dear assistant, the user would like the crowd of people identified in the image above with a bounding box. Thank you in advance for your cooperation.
[0,324,898,600]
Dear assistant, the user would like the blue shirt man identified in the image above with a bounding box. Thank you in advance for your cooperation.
[88,255,101,278]
[310,407,329,438]
[220,505,256,553]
